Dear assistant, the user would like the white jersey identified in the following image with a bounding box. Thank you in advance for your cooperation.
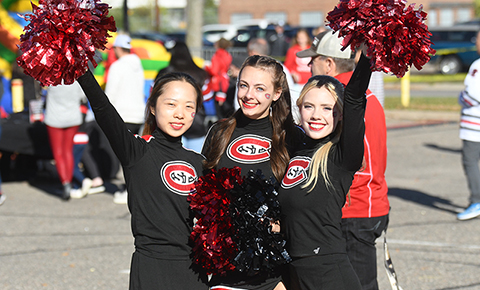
[459,58,480,142]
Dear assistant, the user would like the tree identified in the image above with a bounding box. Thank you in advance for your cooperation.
[186,0,204,57]
[123,0,130,33]
[476,0,480,18]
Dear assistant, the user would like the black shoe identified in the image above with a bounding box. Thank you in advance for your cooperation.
[62,183,71,201]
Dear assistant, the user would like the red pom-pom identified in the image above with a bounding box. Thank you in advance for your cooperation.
[326,0,436,77]
[17,0,116,86]
[188,167,243,276]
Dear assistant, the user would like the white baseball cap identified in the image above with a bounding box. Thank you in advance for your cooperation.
[296,31,353,59]
[113,34,132,49]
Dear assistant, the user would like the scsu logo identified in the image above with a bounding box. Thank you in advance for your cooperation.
[281,157,311,189]
[227,134,271,164]
[161,161,198,196]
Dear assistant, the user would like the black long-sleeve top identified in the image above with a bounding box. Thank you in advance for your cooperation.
[78,70,205,260]
[202,112,276,180]
[277,54,371,258]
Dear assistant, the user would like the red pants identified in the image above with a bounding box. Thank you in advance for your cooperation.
[47,125,79,184]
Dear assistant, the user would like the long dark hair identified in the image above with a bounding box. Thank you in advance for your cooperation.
[143,72,203,135]
[155,41,208,87]
[203,55,296,182]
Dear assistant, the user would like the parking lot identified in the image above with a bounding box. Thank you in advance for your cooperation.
[2,110,480,289]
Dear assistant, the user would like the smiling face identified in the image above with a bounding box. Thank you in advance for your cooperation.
[150,81,197,138]
[299,86,341,139]
[237,66,281,120]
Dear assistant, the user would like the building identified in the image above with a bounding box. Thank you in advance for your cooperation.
[217,0,476,28]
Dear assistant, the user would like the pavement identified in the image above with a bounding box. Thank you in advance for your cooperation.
[2,109,480,290]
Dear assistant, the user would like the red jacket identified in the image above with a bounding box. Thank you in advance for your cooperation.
[205,48,231,102]
[284,44,312,85]
[336,71,390,218]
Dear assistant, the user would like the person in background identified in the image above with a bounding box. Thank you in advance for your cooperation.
[155,41,209,153]
[368,72,385,107]
[104,33,145,205]
[312,26,327,37]
[268,22,290,60]
[224,55,245,119]
[69,101,94,199]
[284,29,312,86]
[80,108,111,196]
[44,81,87,200]
[457,29,480,221]
[204,37,232,118]
[296,30,390,290]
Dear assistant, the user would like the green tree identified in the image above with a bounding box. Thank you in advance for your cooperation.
[204,0,218,25]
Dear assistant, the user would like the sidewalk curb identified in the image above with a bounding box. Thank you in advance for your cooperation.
[385,109,459,130]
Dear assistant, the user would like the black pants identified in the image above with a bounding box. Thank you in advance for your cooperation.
[341,215,389,290]
[288,254,362,290]
[129,251,209,290]
[82,121,119,180]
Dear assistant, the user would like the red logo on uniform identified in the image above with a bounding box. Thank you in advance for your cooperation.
[161,161,198,196]
[281,157,311,189]
[227,134,271,164]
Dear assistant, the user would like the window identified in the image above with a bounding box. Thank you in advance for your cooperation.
[456,8,472,23]
[428,10,438,27]
[300,11,324,27]
[264,12,287,24]
[231,13,252,24]
[439,8,454,27]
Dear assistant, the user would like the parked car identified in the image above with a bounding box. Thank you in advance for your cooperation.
[130,31,177,50]
[165,31,214,47]
[202,24,239,43]
[429,25,479,74]
[230,23,320,48]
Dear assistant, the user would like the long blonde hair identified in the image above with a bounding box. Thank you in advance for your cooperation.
[297,75,345,192]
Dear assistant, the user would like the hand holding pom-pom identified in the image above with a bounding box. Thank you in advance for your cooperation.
[326,0,436,77]
[188,167,243,276]
[17,0,116,86]
[229,169,292,276]
[189,168,291,277]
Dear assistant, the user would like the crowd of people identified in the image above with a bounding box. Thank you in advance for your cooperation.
[3,12,480,288]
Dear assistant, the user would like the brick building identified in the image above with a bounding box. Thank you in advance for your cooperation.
[218,0,476,28]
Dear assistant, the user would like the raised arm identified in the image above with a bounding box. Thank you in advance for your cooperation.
[77,70,144,166]
[339,53,372,171]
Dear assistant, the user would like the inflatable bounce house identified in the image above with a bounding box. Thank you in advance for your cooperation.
[0,0,28,116]
[0,0,196,116]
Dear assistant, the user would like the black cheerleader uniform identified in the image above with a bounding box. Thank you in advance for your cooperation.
[78,70,208,290]
[277,54,372,290]
[201,113,284,290]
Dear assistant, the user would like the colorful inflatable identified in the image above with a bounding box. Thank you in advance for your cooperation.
[0,0,34,114]
[0,0,30,79]
[1,0,199,114]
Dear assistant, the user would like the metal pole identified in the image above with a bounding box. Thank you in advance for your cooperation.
[401,70,410,107]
